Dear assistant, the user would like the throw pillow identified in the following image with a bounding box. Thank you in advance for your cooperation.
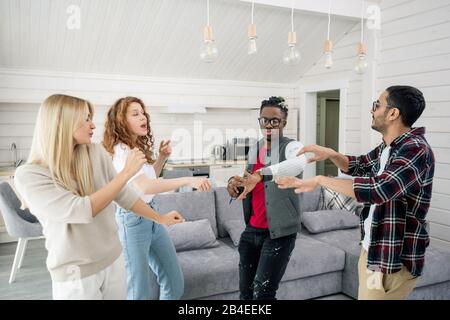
[302,209,360,234]
[165,218,220,252]
[222,219,246,246]
[300,187,322,213]
[321,186,362,213]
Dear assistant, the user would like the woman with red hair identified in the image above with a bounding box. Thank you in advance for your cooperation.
[103,96,211,300]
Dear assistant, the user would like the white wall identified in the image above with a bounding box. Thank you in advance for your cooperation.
[296,0,450,247]
[297,23,370,156]
[0,69,297,163]
[378,0,450,247]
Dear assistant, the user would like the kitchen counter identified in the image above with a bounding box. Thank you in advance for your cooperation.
[165,160,246,169]
[0,167,16,177]
[0,161,248,175]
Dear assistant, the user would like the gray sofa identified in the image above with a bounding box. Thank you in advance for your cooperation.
[153,187,450,300]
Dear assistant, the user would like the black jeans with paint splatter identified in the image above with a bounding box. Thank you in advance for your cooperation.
[238,225,297,300]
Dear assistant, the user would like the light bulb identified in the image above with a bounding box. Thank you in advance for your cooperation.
[324,51,333,69]
[248,38,257,55]
[354,53,368,74]
[283,45,301,65]
[200,39,219,63]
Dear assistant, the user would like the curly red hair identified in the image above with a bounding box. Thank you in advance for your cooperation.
[102,97,155,164]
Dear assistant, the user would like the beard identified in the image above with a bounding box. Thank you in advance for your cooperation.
[371,118,386,133]
[371,123,380,132]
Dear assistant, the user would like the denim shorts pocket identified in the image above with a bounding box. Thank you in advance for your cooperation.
[125,212,143,227]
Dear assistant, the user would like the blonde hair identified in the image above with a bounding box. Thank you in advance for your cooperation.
[27,94,95,196]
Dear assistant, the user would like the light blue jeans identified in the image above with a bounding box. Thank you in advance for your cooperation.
[115,200,184,300]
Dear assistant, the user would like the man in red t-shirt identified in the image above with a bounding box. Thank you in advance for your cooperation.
[227,97,302,300]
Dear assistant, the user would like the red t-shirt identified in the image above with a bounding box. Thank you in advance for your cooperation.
[249,147,268,229]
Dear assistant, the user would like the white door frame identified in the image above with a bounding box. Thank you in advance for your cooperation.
[317,97,327,176]
[298,79,349,178]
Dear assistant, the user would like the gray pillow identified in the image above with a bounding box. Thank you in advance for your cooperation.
[302,209,360,234]
[222,219,246,246]
[165,218,220,252]
[154,191,218,237]
[214,187,244,238]
[299,187,322,213]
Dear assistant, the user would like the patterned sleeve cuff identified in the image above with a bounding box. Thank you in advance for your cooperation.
[352,177,372,203]
[341,155,359,176]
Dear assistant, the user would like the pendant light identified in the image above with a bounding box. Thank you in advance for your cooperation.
[200,0,219,63]
[354,0,368,74]
[247,1,257,55]
[282,1,301,65]
[324,0,333,69]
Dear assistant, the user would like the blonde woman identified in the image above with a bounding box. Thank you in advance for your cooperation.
[102,96,211,300]
[14,94,183,300]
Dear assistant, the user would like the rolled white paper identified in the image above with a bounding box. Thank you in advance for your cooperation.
[268,141,307,178]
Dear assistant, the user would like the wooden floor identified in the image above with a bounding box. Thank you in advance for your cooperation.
[0,239,51,299]
[0,239,352,300]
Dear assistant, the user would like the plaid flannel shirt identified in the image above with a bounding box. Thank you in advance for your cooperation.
[344,127,435,277]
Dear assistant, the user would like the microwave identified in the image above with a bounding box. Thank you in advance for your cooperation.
[226,138,255,161]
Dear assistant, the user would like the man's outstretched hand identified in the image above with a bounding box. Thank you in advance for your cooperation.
[236,170,263,200]
[227,171,263,200]
[297,144,335,163]
[227,175,246,198]
[275,176,321,193]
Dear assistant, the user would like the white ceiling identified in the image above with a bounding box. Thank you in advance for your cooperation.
[0,0,359,83]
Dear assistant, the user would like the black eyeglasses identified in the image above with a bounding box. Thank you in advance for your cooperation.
[372,100,395,112]
[258,117,285,128]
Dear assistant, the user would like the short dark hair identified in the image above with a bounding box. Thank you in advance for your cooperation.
[386,86,425,127]
[260,96,288,118]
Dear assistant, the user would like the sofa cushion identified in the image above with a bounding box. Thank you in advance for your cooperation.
[301,228,362,255]
[165,219,220,252]
[281,234,345,282]
[303,228,450,293]
[214,187,244,238]
[298,187,322,213]
[415,246,450,288]
[177,240,240,299]
[178,234,346,299]
[153,190,218,237]
[302,209,359,234]
[222,219,245,246]
[301,228,361,298]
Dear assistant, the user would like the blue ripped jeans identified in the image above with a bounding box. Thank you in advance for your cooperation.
[115,200,184,300]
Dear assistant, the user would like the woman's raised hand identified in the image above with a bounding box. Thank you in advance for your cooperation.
[189,177,212,192]
[123,148,147,178]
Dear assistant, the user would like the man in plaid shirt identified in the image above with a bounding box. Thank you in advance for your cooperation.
[276,86,435,300]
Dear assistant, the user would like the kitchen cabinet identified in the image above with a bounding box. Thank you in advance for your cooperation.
[209,163,245,187]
